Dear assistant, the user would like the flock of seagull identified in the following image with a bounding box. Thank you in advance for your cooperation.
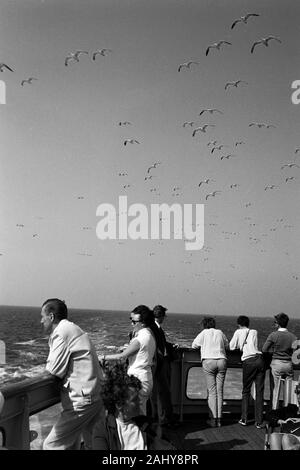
[2,8,298,287]
[175,13,281,64]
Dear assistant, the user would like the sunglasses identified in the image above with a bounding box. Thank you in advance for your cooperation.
[130,318,141,324]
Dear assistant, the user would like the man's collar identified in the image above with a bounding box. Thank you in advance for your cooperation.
[278,327,287,331]
[50,319,67,336]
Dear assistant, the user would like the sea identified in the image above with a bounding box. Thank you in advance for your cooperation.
[1,304,300,385]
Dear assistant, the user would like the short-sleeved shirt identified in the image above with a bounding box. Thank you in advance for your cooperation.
[127,328,156,381]
[46,319,103,408]
[230,328,262,361]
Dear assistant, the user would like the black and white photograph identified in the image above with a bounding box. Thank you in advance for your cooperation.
[0,0,300,454]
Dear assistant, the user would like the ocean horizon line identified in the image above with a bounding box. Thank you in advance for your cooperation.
[0,304,294,320]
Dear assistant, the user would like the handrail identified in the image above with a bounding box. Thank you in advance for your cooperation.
[0,348,299,449]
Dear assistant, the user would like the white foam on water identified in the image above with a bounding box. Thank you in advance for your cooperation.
[14,339,38,346]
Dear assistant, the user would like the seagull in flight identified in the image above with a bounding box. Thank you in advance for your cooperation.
[147,162,160,173]
[207,140,218,147]
[205,191,221,200]
[199,109,223,116]
[211,144,228,154]
[65,51,89,66]
[251,36,281,53]
[281,163,300,169]
[192,124,215,136]
[0,63,14,72]
[118,121,132,126]
[231,13,260,29]
[183,121,196,127]
[21,77,38,86]
[206,41,232,56]
[264,185,276,190]
[198,179,214,187]
[285,176,295,182]
[230,183,239,189]
[295,148,300,154]
[235,141,245,146]
[221,154,236,160]
[249,122,275,129]
[178,61,199,72]
[92,49,112,60]
[124,139,140,145]
[225,80,248,90]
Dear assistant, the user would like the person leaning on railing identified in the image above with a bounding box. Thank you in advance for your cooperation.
[99,305,156,416]
[192,316,229,428]
[229,315,265,429]
[148,305,179,428]
[40,298,104,450]
[262,313,297,410]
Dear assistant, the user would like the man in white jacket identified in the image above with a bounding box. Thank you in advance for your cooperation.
[41,298,104,450]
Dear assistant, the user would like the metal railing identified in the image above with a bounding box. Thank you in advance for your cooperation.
[0,348,299,449]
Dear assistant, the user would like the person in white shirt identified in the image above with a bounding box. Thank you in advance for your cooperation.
[101,305,156,416]
[230,315,265,428]
[192,316,229,428]
[41,298,104,450]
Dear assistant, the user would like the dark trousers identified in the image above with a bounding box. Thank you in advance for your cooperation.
[241,354,265,424]
[150,358,173,424]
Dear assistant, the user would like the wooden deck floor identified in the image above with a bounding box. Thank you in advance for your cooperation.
[164,415,266,450]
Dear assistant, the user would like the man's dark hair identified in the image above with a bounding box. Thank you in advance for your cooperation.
[100,361,142,414]
[131,305,154,326]
[237,315,250,328]
[42,298,68,321]
[274,312,289,328]
[153,305,167,318]
[202,316,216,329]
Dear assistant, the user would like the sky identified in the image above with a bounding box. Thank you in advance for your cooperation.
[0,0,299,317]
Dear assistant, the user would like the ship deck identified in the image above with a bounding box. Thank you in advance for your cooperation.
[165,414,266,451]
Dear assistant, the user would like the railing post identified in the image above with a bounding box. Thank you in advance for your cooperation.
[20,395,30,449]
[179,351,185,422]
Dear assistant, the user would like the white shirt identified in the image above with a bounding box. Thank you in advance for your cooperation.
[46,319,103,407]
[229,328,261,361]
[192,328,228,360]
[116,418,147,450]
[127,328,156,380]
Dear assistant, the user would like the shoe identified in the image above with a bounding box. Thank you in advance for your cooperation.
[216,418,222,428]
[238,419,247,426]
[255,422,265,429]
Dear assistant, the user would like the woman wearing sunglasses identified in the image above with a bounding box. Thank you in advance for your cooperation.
[100,305,156,416]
